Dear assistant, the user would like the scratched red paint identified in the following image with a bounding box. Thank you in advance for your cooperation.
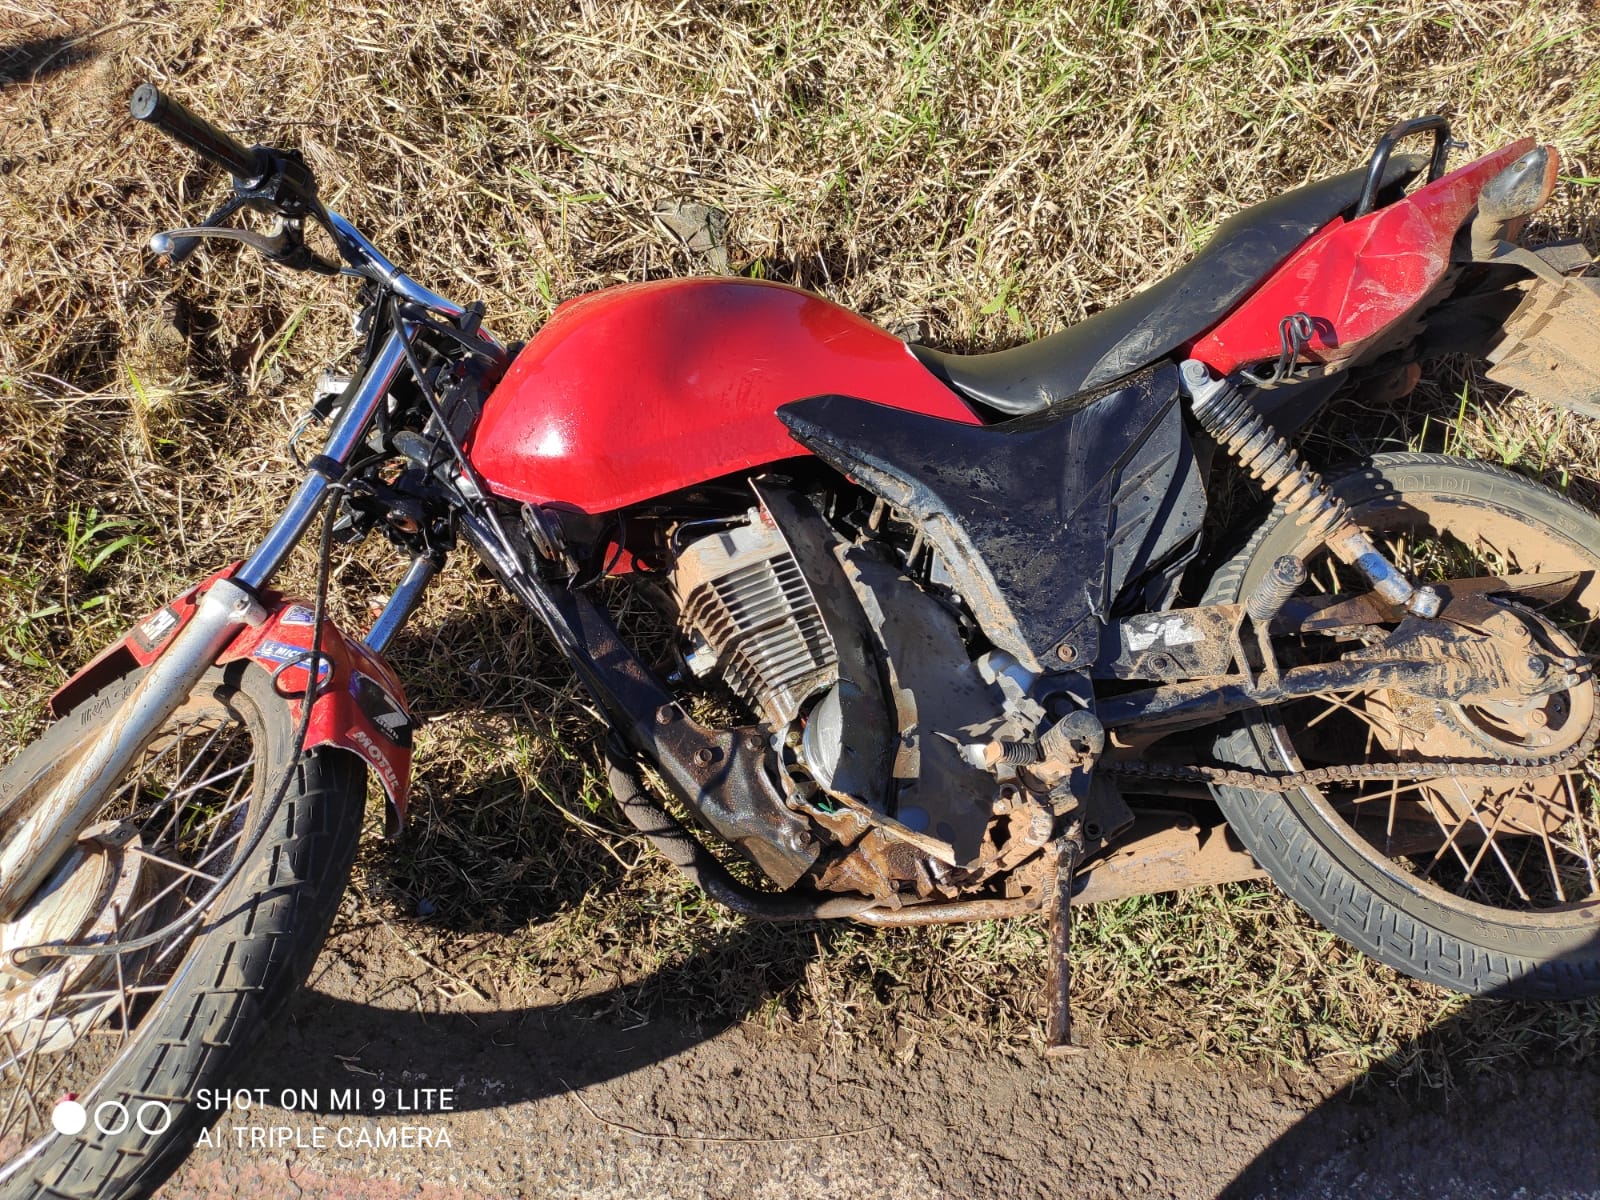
[1191,139,1535,371]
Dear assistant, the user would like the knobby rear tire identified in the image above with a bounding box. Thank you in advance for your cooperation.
[0,666,365,1200]
[1203,452,1600,998]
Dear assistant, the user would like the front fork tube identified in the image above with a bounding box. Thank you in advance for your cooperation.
[0,327,412,921]
[365,555,439,654]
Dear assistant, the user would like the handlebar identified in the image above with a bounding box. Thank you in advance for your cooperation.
[126,83,478,319]
[130,83,266,182]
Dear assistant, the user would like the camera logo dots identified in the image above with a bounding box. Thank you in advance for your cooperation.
[51,1096,171,1137]
[50,1099,86,1136]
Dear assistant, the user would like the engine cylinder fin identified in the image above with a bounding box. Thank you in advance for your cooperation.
[673,512,839,728]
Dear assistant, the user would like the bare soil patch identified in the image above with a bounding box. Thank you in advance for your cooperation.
[148,915,1600,1199]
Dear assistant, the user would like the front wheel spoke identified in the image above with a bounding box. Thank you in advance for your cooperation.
[110,905,131,1046]
[191,822,248,875]
[158,719,235,802]
[162,755,253,808]
[145,738,249,846]
[14,1046,73,1122]
[53,984,168,1005]
[130,723,233,833]
[112,869,198,934]
[125,846,221,886]
[117,717,210,810]
[0,1032,31,1135]
[3,998,52,1139]
[157,787,253,861]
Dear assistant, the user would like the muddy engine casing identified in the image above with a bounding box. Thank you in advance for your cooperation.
[671,508,839,729]
[669,498,1058,885]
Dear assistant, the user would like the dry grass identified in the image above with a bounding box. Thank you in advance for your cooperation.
[3,0,1600,1082]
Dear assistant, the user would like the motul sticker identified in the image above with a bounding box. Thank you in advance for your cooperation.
[131,606,180,654]
[351,672,413,749]
[348,727,402,796]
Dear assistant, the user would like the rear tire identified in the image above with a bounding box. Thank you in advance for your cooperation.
[1203,452,1600,998]
[0,665,365,1199]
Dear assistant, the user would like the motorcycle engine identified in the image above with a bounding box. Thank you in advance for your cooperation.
[668,494,1052,871]
[661,489,1129,902]
[671,507,839,729]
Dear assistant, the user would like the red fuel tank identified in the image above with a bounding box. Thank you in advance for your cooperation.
[468,278,980,513]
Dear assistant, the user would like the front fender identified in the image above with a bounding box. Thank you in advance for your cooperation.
[49,569,414,834]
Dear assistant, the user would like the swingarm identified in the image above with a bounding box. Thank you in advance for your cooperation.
[1091,577,1591,736]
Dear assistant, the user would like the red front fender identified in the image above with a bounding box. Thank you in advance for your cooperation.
[49,567,414,834]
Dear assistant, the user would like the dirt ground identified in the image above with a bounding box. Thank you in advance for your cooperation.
[144,913,1600,1200]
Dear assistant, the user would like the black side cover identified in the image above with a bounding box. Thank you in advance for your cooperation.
[779,363,1202,674]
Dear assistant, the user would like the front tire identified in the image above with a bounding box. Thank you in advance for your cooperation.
[1204,452,1600,998]
[0,665,365,1199]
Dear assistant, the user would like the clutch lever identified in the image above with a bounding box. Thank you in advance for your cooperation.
[150,195,248,266]
[151,213,341,275]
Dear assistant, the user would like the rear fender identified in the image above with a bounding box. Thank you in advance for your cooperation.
[49,568,414,834]
[1191,139,1536,372]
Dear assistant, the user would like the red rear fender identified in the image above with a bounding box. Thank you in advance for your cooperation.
[1191,140,1536,372]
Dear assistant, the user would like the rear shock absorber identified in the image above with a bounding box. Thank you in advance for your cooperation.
[1180,359,1440,618]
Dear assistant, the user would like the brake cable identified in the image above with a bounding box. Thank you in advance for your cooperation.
[383,292,521,568]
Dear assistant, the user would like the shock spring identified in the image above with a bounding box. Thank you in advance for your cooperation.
[1191,380,1349,543]
[1181,360,1439,618]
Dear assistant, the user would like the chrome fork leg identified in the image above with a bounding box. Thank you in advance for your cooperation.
[0,579,264,919]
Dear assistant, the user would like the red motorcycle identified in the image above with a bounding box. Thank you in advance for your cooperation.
[3,85,1599,1198]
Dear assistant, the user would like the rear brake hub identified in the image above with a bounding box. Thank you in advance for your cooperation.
[1365,610,1596,827]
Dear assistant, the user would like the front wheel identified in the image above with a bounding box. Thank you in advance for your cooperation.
[0,664,365,1199]
[1205,452,1600,998]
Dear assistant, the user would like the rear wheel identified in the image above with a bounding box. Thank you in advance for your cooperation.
[0,665,365,1199]
[1205,452,1600,997]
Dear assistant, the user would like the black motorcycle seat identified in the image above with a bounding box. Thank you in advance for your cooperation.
[909,154,1426,416]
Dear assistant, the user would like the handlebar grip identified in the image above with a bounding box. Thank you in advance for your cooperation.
[130,83,263,180]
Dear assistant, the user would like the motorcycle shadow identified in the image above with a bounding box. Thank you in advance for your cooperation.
[234,921,823,1118]
[224,595,822,1113]
[0,34,100,91]
[1221,951,1600,1199]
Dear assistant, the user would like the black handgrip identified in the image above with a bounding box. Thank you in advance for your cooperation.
[130,83,264,181]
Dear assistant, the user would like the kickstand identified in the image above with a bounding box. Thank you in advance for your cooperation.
[1045,832,1087,1058]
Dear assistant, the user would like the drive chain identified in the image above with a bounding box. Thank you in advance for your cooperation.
[1106,701,1600,793]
